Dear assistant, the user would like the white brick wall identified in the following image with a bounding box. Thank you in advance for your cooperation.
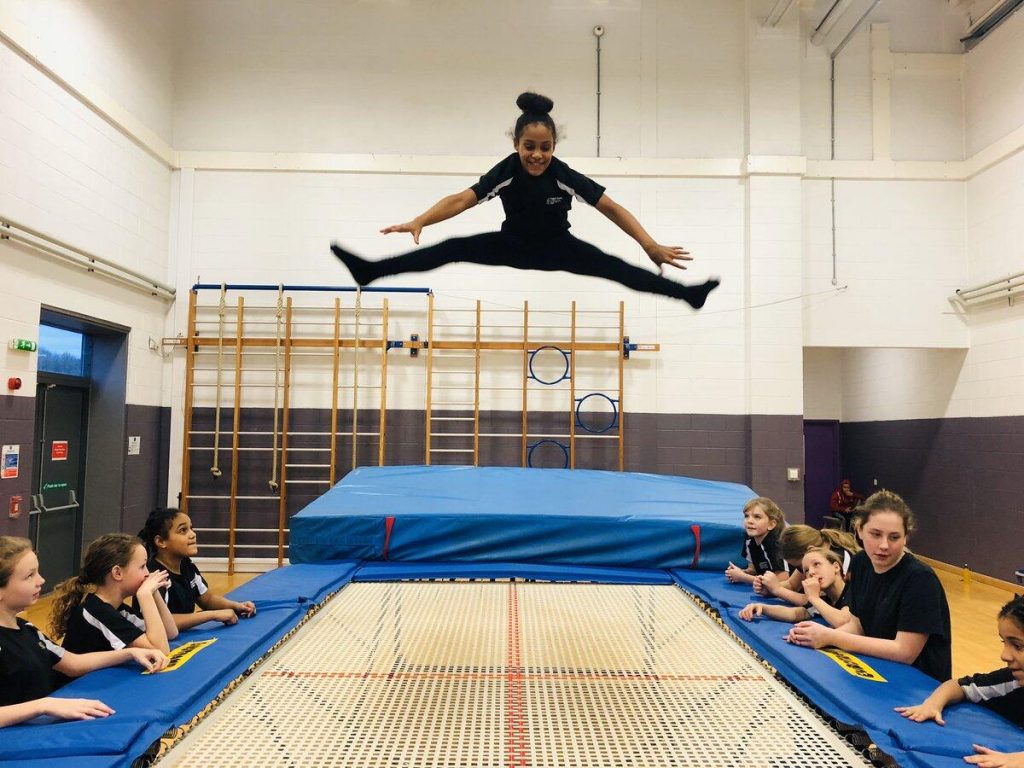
[965,9,1024,156]
[0,33,172,406]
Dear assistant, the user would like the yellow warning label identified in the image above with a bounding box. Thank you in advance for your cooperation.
[145,638,217,674]
[817,647,886,682]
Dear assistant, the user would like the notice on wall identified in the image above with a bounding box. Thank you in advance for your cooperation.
[2,445,19,479]
[51,440,68,461]
[127,436,141,456]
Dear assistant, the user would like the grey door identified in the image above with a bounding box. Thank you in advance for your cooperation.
[31,383,88,588]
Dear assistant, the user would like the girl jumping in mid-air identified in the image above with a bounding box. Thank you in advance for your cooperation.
[739,547,849,628]
[331,92,719,308]
[51,533,179,656]
[0,537,166,728]
[139,508,256,631]
[896,595,1024,768]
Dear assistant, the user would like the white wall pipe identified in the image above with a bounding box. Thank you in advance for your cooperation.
[0,217,176,300]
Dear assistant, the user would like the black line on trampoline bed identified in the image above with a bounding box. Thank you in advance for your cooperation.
[670,583,900,768]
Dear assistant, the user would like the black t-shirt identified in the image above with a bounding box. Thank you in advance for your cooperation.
[841,550,951,680]
[959,667,1024,727]
[62,593,146,654]
[0,618,65,706]
[149,556,209,614]
[470,154,606,241]
[741,528,788,576]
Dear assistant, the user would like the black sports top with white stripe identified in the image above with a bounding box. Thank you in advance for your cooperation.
[0,618,65,705]
[62,593,146,654]
[959,667,1024,727]
[470,154,606,241]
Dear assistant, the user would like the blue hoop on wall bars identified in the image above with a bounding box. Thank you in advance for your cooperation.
[575,393,619,434]
[527,439,569,469]
[527,345,571,385]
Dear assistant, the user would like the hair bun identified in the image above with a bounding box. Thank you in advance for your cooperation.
[516,92,554,115]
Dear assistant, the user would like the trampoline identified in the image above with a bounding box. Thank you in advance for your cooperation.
[6,467,1018,768]
[156,581,872,767]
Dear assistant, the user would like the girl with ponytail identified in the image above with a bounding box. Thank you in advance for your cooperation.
[332,91,719,308]
[0,537,166,728]
[51,533,178,656]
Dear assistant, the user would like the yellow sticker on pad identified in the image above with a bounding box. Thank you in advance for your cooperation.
[817,647,887,682]
[145,638,217,674]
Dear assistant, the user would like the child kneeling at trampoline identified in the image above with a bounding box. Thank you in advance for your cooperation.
[786,490,952,682]
[738,547,849,627]
[754,524,859,606]
[140,507,256,630]
[725,497,788,586]
[0,536,166,728]
[896,595,1024,768]
[332,92,719,307]
[52,533,179,656]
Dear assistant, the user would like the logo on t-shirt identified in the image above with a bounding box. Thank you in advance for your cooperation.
[546,197,564,205]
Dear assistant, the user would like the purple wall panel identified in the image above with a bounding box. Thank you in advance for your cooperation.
[841,416,1024,582]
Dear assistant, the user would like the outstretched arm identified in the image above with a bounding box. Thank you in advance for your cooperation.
[894,678,964,726]
[381,189,478,244]
[594,194,693,273]
[0,698,114,728]
[964,746,1024,767]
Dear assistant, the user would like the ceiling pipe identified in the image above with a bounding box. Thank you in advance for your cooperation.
[811,0,854,44]
[763,0,797,27]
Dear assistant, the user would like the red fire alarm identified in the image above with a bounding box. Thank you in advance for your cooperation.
[9,495,22,519]
[7,377,21,391]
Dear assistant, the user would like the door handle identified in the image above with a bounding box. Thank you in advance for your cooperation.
[31,490,79,513]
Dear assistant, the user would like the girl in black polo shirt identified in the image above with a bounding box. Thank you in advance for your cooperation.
[51,533,178,656]
[787,490,952,682]
[331,92,719,308]
[897,595,1024,767]
[139,507,255,631]
[0,537,165,728]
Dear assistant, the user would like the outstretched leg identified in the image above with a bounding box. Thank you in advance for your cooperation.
[332,232,516,286]
[539,234,719,309]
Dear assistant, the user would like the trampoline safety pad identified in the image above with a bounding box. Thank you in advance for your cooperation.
[158,583,873,767]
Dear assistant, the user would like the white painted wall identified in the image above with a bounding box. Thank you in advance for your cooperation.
[840,347,968,422]
[802,178,968,350]
[959,149,1024,419]
[2,0,1022,432]
[0,0,175,144]
[964,8,1024,157]
[0,13,173,406]
[171,0,747,160]
[802,347,843,420]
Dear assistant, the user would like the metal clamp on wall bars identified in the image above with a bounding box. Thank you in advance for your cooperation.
[0,216,176,299]
[952,270,1024,309]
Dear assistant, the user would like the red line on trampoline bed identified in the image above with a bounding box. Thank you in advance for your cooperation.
[382,516,395,560]
[690,523,702,569]
[262,671,767,683]
[506,581,528,768]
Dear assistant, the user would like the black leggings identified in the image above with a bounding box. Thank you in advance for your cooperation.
[361,231,714,304]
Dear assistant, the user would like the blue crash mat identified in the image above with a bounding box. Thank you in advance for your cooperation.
[0,562,359,768]
[290,465,751,570]
[670,569,1024,767]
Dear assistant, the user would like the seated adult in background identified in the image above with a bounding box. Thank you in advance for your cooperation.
[787,490,952,681]
[829,479,864,529]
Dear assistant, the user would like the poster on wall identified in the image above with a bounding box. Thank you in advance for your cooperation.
[51,440,68,461]
[2,445,19,479]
